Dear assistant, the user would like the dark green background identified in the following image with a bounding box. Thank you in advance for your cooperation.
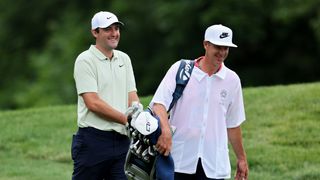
[1,0,319,109]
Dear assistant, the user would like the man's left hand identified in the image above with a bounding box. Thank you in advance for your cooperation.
[234,159,248,180]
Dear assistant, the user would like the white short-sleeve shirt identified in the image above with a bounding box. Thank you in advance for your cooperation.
[74,45,137,135]
[150,60,245,179]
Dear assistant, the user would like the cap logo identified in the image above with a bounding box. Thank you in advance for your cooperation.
[219,32,229,39]
[106,16,112,19]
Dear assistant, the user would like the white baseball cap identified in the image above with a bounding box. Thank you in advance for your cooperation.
[204,24,237,47]
[91,11,124,30]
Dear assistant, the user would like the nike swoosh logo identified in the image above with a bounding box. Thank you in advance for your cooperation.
[119,64,124,67]
[219,32,229,39]
[107,16,112,19]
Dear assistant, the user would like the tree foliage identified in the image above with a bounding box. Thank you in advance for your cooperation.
[0,0,319,109]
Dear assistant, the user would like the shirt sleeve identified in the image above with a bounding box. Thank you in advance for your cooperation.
[125,55,137,93]
[74,57,98,95]
[150,61,180,110]
[226,78,246,128]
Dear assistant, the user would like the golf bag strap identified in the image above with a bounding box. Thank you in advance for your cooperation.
[168,59,195,112]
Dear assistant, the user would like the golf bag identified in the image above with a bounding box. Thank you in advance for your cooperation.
[125,60,195,180]
[125,106,160,180]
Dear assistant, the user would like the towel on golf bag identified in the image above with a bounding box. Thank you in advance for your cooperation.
[155,154,174,180]
[147,118,174,180]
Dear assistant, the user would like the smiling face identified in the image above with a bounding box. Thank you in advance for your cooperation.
[92,23,121,53]
[204,41,229,67]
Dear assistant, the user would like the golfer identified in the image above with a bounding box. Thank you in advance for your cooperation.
[72,11,139,180]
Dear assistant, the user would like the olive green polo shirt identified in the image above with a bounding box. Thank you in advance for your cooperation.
[74,45,137,135]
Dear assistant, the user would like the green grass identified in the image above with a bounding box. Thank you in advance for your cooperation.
[0,82,320,179]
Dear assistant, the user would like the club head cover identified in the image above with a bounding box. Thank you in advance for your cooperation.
[134,111,159,135]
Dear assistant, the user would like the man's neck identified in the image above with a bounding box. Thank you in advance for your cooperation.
[95,45,113,59]
[199,57,221,76]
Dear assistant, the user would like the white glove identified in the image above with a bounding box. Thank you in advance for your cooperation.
[132,101,143,111]
[125,101,143,115]
[125,101,143,128]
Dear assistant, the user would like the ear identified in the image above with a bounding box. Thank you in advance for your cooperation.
[203,41,209,49]
[91,29,98,38]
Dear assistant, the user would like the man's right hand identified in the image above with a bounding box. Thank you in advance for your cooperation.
[152,103,172,156]
[156,124,172,156]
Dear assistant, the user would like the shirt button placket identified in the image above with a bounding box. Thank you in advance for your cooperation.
[200,77,209,155]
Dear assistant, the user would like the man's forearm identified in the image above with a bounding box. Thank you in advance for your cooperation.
[128,91,139,107]
[228,126,247,160]
[152,103,170,130]
[82,92,127,125]
[152,103,172,155]
[228,126,249,180]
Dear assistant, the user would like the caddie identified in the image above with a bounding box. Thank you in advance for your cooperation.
[150,24,249,180]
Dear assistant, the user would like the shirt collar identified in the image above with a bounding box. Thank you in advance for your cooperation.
[89,45,118,61]
[193,62,227,82]
[215,63,227,79]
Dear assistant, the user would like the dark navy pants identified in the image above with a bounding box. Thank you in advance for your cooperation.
[71,127,130,180]
[174,159,224,180]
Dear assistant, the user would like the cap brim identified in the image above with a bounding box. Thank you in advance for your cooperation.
[96,21,124,29]
[113,21,124,26]
[210,41,237,48]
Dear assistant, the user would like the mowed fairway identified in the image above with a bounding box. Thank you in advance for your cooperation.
[0,82,319,180]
